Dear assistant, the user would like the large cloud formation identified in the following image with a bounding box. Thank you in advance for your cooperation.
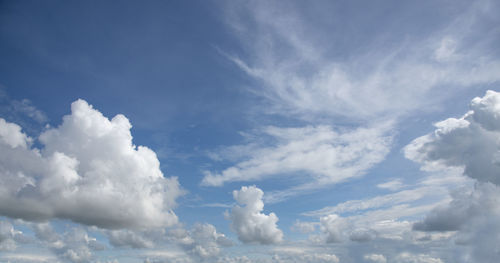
[406,90,500,263]
[0,99,182,230]
[405,90,500,185]
[228,186,283,244]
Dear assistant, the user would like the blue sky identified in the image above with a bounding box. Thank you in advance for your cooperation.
[1,0,500,262]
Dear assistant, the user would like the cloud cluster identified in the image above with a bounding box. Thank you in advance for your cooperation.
[0,99,182,230]
[170,223,233,259]
[405,90,500,185]
[407,90,500,262]
[228,186,283,244]
[32,222,106,263]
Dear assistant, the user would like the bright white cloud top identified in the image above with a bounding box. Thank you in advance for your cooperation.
[228,186,283,244]
[0,99,182,229]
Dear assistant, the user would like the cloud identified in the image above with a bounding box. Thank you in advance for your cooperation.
[377,179,406,191]
[0,220,28,251]
[405,90,500,185]
[407,90,500,262]
[203,124,392,201]
[0,99,183,230]
[412,183,500,262]
[364,254,387,263]
[107,229,155,249]
[272,253,339,263]
[394,253,443,263]
[170,223,233,259]
[31,222,106,263]
[222,0,500,121]
[228,186,283,244]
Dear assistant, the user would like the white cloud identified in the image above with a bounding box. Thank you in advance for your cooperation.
[107,229,155,249]
[228,186,283,244]
[364,254,387,263]
[0,99,183,230]
[222,1,500,121]
[394,253,443,263]
[405,90,500,185]
[407,90,500,262]
[272,253,339,263]
[170,223,233,259]
[377,179,405,191]
[203,124,392,201]
[31,222,106,263]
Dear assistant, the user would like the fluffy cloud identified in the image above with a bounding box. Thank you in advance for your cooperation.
[228,186,283,244]
[0,99,182,230]
[168,223,233,259]
[32,222,106,263]
[405,90,500,185]
[407,90,500,262]
[203,124,392,202]
[413,183,500,262]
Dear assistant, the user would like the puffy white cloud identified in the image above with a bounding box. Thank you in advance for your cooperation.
[31,222,106,263]
[319,214,348,243]
[228,186,283,244]
[170,223,233,259]
[0,99,183,229]
[407,90,500,262]
[203,124,392,202]
[364,254,387,263]
[107,229,155,249]
[405,90,500,185]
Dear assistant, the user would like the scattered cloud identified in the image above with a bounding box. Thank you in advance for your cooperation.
[228,186,283,244]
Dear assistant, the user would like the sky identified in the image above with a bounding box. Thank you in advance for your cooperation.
[0,0,500,262]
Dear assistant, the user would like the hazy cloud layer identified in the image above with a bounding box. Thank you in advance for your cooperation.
[203,124,392,202]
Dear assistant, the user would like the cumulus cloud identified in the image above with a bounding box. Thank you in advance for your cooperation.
[412,183,500,262]
[107,229,155,249]
[31,222,106,263]
[407,90,500,262]
[203,124,392,201]
[0,99,183,229]
[169,223,233,259]
[405,90,500,185]
[228,186,283,244]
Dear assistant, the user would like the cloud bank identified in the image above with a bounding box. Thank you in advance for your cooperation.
[0,99,182,230]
